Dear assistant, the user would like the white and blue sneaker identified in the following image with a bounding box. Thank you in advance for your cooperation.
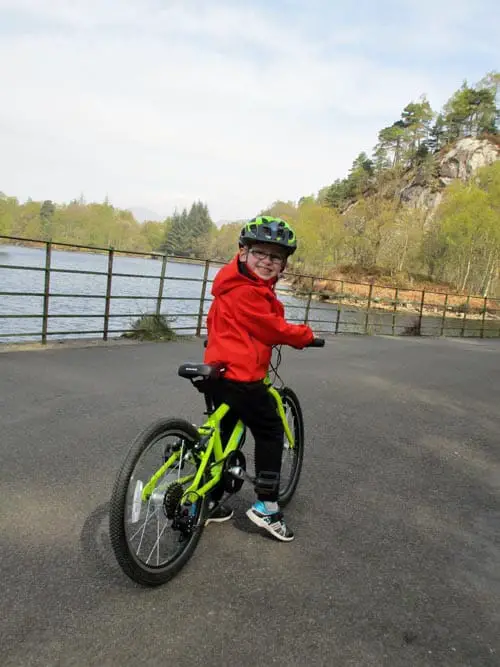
[246,501,295,542]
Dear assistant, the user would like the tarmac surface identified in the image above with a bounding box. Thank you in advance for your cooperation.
[1,335,499,666]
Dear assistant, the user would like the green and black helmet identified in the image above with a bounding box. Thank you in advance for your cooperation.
[239,216,297,255]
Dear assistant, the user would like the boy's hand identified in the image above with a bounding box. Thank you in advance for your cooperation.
[291,337,325,349]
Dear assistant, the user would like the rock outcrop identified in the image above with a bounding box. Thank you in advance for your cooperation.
[399,137,499,216]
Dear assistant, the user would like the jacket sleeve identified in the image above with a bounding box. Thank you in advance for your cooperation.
[231,286,315,348]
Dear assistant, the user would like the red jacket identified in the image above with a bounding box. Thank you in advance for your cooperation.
[204,254,314,381]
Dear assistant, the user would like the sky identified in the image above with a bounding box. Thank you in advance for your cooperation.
[0,0,498,222]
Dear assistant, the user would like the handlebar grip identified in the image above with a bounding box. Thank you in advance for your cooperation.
[307,338,325,348]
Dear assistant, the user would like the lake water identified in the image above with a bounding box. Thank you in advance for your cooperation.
[0,244,498,343]
[0,244,322,342]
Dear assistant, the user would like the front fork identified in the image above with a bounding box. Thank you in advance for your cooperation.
[268,386,295,448]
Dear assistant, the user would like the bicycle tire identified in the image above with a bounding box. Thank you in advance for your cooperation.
[278,387,305,506]
[109,418,208,587]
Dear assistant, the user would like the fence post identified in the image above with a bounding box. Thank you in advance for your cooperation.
[364,283,373,334]
[41,241,52,344]
[156,253,168,316]
[392,287,398,336]
[103,248,114,341]
[196,260,210,337]
[480,296,488,339]
[335,306,341,334]
[418,290,426,335]
[440,293,448,336]
[460,295,470,337]
[303,277,315,324]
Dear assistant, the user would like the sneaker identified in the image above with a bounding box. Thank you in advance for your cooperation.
[205,501,234,525]
[246,502,295,542]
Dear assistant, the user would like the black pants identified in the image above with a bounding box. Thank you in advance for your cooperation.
[209,379,284,502]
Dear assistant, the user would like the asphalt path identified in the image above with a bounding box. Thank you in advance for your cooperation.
[1,335,499,666]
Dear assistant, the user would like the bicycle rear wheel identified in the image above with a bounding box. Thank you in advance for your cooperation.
[109,418,208,587]
[278,387,305,506]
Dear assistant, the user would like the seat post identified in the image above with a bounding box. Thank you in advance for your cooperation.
[203,383,216,415]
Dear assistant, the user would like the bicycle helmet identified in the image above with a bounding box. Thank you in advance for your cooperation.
[239,216,297,255]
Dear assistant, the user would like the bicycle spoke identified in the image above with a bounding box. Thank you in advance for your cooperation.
[177,442,185,481]
[145,515,170,566]
[135,499,155,555]
[118,429,204,570]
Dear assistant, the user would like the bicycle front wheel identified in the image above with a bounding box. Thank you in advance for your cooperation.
[278,387,305,506]
[109,418,208,587]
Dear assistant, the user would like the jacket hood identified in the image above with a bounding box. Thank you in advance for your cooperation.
[211,254,278,297]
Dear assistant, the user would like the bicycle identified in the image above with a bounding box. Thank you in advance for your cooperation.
[109,337,325,587]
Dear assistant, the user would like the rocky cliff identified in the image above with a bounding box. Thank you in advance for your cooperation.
[399,136,500,216]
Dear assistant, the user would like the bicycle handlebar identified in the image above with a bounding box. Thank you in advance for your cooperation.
[204,337,325,349]
[306,338,325,348]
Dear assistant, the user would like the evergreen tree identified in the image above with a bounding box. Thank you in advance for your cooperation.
[40,200,55,240]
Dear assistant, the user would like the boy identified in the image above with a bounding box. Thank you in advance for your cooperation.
[203,215,314,542]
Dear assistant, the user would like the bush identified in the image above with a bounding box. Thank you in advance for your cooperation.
[123,313,177,341]
[402,318,421,336]
[456,301,470,314]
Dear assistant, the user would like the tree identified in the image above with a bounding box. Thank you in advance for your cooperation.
[324,179,350,210]
[292,201,344,274]
[0,192,219,256]
[164,209,190,255]
[342,197,398,267]
[378,207,426,274]
[428,113,446,152]
[260,200,298,220]
[475,161,500,294]
[376,121,406,167]
[425,170,499,293]
[209,221,242,261]
[323,154,374,211]
[400,97,434,161]
[160,201,215,256]
[141,220,166,251]
[347,152,374,193]
[40,199,55,240]
[0,193,18,236]
[372,143,391,173]
[316,186,331,205]
[188,201,215,257]
[443,82,497,140]
[477,70,500,127]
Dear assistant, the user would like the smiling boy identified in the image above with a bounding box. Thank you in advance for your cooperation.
[203,216,314,541]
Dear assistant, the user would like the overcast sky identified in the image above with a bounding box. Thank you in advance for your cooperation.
[1,0,498,221]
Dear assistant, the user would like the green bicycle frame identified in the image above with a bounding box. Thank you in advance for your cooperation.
[141,383,294,504]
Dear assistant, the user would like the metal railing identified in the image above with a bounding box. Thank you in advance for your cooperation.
[1,235,499,344]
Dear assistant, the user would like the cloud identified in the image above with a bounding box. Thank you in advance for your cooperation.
[0,0,498,220]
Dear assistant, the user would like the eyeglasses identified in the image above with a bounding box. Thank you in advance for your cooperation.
[248,248,286,265]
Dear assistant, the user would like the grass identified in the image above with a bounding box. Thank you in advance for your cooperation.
[122,313,177,342]
[401,318,421,336]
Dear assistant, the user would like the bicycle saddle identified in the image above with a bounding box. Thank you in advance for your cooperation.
[178,362,226,380]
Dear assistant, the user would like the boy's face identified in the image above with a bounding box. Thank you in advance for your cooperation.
[239,242,288,280]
